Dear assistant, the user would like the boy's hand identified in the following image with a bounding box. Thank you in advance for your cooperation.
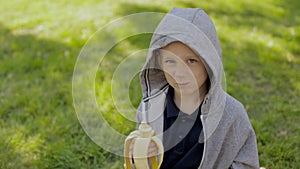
[148,141,159,157]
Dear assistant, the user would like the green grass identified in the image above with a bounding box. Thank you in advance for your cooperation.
[0,0,299,168]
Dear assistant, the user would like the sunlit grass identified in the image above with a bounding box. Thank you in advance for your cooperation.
[0,0,299,168]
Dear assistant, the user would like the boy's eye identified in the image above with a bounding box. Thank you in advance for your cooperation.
[164,59,176,64]
[187,59,198,63]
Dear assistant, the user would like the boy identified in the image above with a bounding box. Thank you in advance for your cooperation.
[136,7,259,168]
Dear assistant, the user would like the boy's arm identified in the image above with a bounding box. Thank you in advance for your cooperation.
[231,126,260,169]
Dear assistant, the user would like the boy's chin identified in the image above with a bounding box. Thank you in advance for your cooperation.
[174,87,201,96]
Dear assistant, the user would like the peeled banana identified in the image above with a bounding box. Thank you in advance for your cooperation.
[124,122,164,169]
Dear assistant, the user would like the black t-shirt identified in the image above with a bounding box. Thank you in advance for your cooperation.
[160,87,204,169]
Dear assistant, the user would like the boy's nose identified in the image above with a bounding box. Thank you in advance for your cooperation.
[173,64,189,77]
[173,69,186,78]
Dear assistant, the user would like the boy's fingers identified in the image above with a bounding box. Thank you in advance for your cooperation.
[147,141,159,157]
[148,150,158,157]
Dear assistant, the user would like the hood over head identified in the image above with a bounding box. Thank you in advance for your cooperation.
[140,7,226,116]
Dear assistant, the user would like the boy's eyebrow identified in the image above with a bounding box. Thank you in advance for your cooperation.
[160,54,178,60]
[160,52,199,58]
[189,55,201,59]
[158,49,200,59]
[158,51,175,58]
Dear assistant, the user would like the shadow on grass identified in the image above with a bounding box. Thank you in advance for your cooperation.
[0,23,121,168]
[0,22,76,122]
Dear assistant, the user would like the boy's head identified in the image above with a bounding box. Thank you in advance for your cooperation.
[140,7,223,100]
[158,41,209,97]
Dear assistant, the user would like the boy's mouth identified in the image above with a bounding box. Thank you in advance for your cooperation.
[176,82,190,87]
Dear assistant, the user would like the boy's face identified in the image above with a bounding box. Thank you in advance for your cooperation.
[159,42,208,96]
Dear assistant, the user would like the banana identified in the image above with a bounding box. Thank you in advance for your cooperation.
[124,122,164,169]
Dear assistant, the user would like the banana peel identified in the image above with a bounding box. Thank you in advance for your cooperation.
[124,122,164,169]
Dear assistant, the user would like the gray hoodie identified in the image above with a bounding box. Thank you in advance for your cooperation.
[136,7,259,169]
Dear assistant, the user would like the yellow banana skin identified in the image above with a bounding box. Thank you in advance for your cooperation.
[124,122,164,169]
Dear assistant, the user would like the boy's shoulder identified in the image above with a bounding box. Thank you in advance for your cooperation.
[224,93,245,112]
[223,93,251,123]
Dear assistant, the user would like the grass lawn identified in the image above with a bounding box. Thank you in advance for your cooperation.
[0,0,299,168]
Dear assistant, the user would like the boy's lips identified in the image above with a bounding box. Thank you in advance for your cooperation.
[176,82,190,87]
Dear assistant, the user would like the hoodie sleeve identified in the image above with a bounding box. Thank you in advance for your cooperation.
[231,107,260,169]
[231,128,260,169]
